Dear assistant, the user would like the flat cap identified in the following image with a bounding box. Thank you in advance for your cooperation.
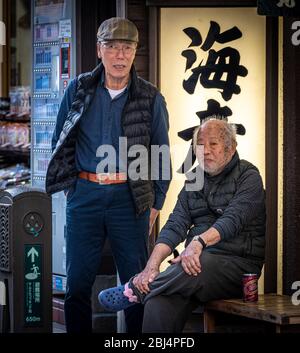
[97,17,139,43]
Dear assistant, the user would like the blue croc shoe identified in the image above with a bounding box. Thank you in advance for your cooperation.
[98,284,137,312]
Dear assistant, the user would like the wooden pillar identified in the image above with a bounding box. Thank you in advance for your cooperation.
[75,0,116,74]
[282,16,300,295]
[127,0,149,80]
[264,17,278,294]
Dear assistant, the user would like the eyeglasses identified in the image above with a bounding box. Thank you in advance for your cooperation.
[100,42,136,55]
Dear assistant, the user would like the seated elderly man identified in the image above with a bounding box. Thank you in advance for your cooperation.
[99,118,266,333]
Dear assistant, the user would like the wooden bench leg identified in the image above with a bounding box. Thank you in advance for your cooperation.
[203,309,216,333]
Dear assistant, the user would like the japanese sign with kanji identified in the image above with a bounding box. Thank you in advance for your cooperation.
[159,7,266,228]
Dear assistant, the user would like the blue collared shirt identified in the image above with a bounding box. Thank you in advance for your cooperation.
[52,74,171,210]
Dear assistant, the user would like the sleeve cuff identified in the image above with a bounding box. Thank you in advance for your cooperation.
[155,238,177,252]
[212,223,226,241]
[155,227,184,251]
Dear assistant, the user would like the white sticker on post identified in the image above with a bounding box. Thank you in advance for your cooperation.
[59,19,71,38]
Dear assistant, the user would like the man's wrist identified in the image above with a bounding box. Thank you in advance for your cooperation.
[145,260,160,272]
[145,265,159,274]
[192,235,207,249]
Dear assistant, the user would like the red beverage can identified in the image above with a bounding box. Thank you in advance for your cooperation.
[242,274,258,302]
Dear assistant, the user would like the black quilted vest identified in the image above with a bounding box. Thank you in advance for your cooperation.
[185,158,266,260]
[46,63,158,215]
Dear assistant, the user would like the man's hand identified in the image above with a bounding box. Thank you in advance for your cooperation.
[149,208,159,235]
[132,243,171,295]
[171,240,203,276]
[133,266,159,294]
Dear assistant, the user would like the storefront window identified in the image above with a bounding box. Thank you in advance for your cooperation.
[0,0,31,187]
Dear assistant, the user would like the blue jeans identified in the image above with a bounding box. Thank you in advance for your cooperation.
[64,178,150,332]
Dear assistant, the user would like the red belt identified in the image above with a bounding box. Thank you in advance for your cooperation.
[78,171,127,185]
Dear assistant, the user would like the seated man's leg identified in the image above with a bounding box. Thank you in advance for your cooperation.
[99,251,263,332]
[142,294,198,333]
[191,252,263,303]
[146,251,263,302]
[142,251,263,332]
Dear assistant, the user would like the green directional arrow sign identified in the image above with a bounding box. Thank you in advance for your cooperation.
[24,245,43,327]
[27,247,39,263]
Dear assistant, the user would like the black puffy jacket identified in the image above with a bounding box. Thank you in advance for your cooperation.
[156,153,266,262]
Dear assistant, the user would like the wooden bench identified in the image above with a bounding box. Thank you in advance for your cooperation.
[203,294,300,333]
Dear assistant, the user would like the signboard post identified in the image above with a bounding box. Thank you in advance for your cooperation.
[0,187,52,333]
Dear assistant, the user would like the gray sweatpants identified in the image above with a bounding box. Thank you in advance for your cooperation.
[142,251,263,333]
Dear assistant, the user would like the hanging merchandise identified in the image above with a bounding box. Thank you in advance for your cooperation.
[0,163,31,189]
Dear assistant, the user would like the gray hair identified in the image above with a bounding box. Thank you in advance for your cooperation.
[192,116,237,153]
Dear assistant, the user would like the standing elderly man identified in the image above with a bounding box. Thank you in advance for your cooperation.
[46,17,171,333]
[99,118,266,333]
